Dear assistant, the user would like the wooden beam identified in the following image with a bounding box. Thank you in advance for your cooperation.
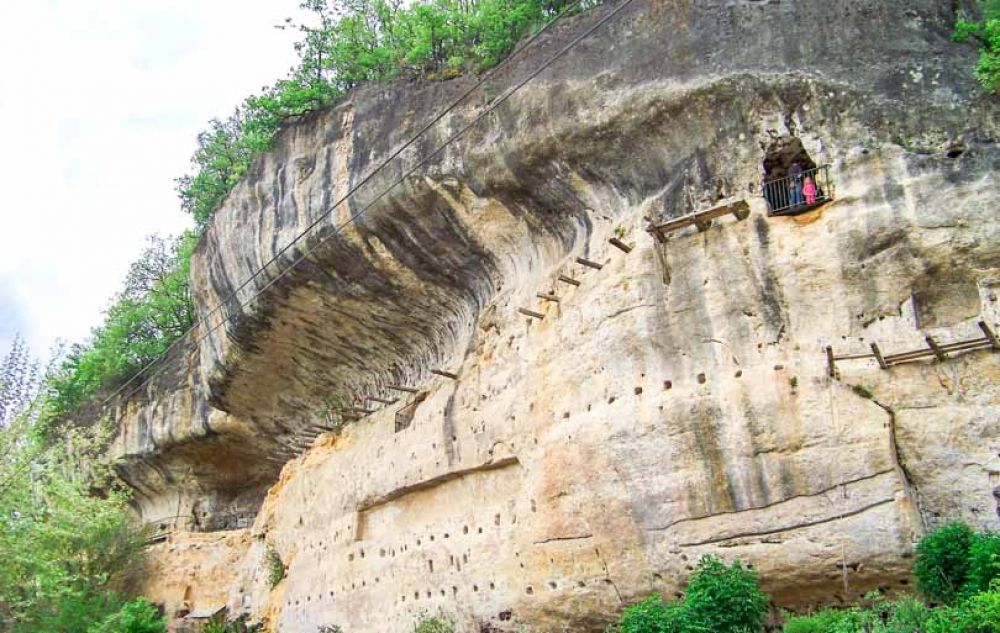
[608,237,633,253]
[431,369,459,380]
[386,384,419,393]
[925,335,947,362]
[832,352,876,361]
[646,199,750,239]
[557,275,581,287]
[518,307,545,320]
[870,343,888,370]
[536,293,560,302]
[884,349,935,365]
[576,257,603,270]
[826,346,836,378]
[368,396,398,405]
[347,406,376,415]
[938,339,993,354]
[979,321,1000,350]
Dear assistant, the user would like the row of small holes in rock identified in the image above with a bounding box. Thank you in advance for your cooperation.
[348,517,507,562]
[398,581,499,603]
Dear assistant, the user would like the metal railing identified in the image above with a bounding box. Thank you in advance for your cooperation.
[762,164,833,215]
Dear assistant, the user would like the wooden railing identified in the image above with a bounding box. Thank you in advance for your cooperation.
[827,321,1000,377]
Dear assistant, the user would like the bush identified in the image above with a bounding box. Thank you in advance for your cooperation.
[266,546,285,588]
[617,595,684,633]
[915,521,976,604]
[967,533,1000,597]
[782,594,936,633]
[782,608,852,633]
[780,583,1000,632]
[954,586,1000,632]
[613,556,767,633]
[683,555,769,633]
[413,614,454,633]
[87,598,166,633]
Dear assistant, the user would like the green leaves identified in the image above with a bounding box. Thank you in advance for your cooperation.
[784,523,1000,633]
[617,595,685,633]
[682,556,770,633]
[614,556,768,633]
[44,232,197,423]
[914,522,1000,605]
[915,521,977,604]
[0,344,148,632]
[87,598,166,633]
[177,0,589,229]
[953,2,1000,93]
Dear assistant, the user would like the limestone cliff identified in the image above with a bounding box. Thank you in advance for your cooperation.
[105,0,1000,631]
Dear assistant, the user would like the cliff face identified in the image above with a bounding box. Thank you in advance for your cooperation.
[109,0,1000,630]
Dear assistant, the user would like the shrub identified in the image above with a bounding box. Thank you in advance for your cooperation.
[953,586,1000,632]
[617,595,684,633]
[966,533,1000,597]
[266,546,285,588]
[682,555,769,633]
[915,521,976,603]
[87,598,166,633]
[612,556,767,633]
[413,614,454,633]
[782,608,852,633]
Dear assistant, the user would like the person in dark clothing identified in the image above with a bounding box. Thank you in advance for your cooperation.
[788,162,804,206]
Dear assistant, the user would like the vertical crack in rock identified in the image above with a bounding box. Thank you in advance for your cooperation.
[871,397,927,536]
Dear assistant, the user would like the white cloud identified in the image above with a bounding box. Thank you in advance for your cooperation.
[0,0,305,359]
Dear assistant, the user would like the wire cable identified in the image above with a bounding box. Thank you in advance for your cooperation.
[99,0,590,408]
[103,0,636,407]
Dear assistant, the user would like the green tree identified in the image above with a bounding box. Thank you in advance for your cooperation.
[44,232,197,423]
[0,341,149,633]
[954,0,1000,92]
[176,0,598,230]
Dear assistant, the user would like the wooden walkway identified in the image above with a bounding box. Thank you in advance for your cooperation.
[826,321,1000,377]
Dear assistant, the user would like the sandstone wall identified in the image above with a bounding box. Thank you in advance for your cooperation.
[222,149,999,632]
[140,530,251,618]
[104,0,1000,630]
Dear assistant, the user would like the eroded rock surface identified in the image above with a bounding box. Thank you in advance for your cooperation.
[103,0,1000,630]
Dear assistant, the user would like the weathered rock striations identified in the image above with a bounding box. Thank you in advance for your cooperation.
[107,0,1000,631]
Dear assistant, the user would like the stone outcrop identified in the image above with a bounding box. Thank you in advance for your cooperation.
[104,0,1000,631]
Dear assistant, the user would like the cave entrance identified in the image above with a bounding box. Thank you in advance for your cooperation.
[761,136,833,216]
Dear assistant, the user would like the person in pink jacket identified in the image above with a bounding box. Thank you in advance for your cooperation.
[802,176,818,205]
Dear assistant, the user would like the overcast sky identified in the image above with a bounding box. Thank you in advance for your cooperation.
[0,1,305,360]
